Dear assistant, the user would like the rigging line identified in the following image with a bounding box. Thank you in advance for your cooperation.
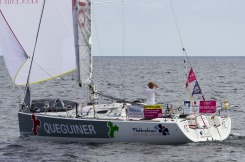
[94,91,138,104]
[170,1,189,103]
[170,0,194,96]
[25,0,46,87]
[92,10,103,56]
[169,0,184,50]
[169,0,192,66]
[122,0,125,57]
[92,0,123,4]
[22,0,46,106]
[121,0,126,99]
[31,60,77,99]
[169,0,187,91]
[94,0,125,99]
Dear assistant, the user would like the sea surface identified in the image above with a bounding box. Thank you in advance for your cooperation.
[0,56,245,162]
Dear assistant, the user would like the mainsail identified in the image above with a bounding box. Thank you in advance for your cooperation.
[72,0,92,86]
[0,0,76,85]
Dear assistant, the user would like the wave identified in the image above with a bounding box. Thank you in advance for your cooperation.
[227,133,245,140]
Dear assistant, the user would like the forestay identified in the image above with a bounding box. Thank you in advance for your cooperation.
[0,0,76,85]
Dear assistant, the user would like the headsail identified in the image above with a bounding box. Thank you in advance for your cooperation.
[0,0,76,85]
[0,10,28,82]
[72,0,92,86]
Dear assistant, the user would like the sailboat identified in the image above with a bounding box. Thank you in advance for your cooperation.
[0,0,231,145]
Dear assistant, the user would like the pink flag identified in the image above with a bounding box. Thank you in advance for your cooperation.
[186,68,196,88]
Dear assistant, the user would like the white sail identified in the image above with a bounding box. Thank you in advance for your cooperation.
[0,0,76,85]
[0,10,28,82]
[73,0,92,86]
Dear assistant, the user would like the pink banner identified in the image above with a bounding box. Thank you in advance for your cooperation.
[199,100,216,113]
[144,109,162,118]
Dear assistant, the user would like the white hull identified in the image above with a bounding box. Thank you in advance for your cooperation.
[1,0,232,146]
[18,103,231,145]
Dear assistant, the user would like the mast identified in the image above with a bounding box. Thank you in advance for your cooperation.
[72,0,93,88]
[73,0,82,87]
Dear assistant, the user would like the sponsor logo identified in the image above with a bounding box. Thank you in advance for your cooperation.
[72,0,88,28]
[132,128,157,133]
[144,104,162,109]
[129,107,142,112]
[31,114,41,136]
[132,124,170,136]
[107,121,119,138]
[154,124,170,136]
[78,0,87,28]
[43,123,96,135]
[199,130,211,138]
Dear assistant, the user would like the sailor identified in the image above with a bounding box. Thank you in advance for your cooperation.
[146,82,159,105]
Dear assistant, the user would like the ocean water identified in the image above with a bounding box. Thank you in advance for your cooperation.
[0,56,245,162]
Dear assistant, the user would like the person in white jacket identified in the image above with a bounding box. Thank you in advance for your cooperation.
[146,82,159,105]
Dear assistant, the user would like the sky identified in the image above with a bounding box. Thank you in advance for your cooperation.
[1,0,245,56]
